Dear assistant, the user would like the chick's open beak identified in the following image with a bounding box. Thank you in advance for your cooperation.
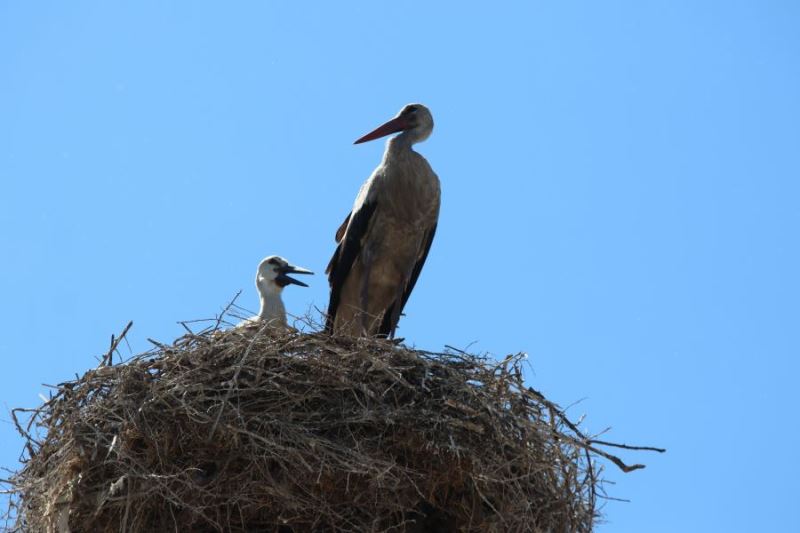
[275,264,314,288]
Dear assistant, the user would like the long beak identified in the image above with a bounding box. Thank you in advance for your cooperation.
[354,115,411,144]
[276,264,314,288]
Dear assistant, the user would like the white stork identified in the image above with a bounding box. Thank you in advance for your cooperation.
[238,255,313,330]
[326,103,440,338]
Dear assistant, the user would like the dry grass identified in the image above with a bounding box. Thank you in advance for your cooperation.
[3,315,662,532]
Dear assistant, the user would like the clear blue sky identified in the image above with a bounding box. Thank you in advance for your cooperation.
[2,2,798,531]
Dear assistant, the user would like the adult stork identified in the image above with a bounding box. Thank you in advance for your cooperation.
[326,103,440,338]
[238,255,313,330]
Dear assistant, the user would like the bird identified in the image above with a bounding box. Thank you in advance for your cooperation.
[325,103,440,338]
[238,255,313,330]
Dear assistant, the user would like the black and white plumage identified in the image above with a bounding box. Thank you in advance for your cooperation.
[326,104,440,338]
[239,255,313,330]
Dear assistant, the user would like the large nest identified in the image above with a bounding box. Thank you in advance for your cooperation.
[5,319,660,532]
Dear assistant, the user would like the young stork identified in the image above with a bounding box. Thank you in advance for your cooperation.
[326,103,440,338]
[239,255,313,330]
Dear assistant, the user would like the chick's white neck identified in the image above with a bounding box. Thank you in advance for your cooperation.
[257,281,287,328]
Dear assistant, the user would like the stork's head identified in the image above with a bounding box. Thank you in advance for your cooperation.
[256,255,314,294]
[354,103,433,145]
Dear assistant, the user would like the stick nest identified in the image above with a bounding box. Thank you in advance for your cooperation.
[6,322,650,532]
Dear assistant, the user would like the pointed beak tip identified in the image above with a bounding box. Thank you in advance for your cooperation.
[276,265,313,287]
[353,115,410,145]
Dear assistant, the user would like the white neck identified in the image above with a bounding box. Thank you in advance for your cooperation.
[257,283,287,328]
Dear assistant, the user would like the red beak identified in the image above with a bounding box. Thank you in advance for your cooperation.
[354,115,411,144]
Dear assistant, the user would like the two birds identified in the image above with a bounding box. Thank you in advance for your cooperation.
[244,104,440,338]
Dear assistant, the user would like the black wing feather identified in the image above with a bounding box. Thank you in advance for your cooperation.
[378,223,438,338]
[325,201,378,333]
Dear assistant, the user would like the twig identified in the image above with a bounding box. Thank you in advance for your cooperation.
[214,291,242,332]
[103,321,133,366]
[524,386,662,473]
[10,409,39,458]
[147,338,168,350]
[588,439,667,454]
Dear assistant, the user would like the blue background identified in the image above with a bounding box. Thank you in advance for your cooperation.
[2,2,798,531]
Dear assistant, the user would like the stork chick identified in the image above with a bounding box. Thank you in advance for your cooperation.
[239,255,313,330]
